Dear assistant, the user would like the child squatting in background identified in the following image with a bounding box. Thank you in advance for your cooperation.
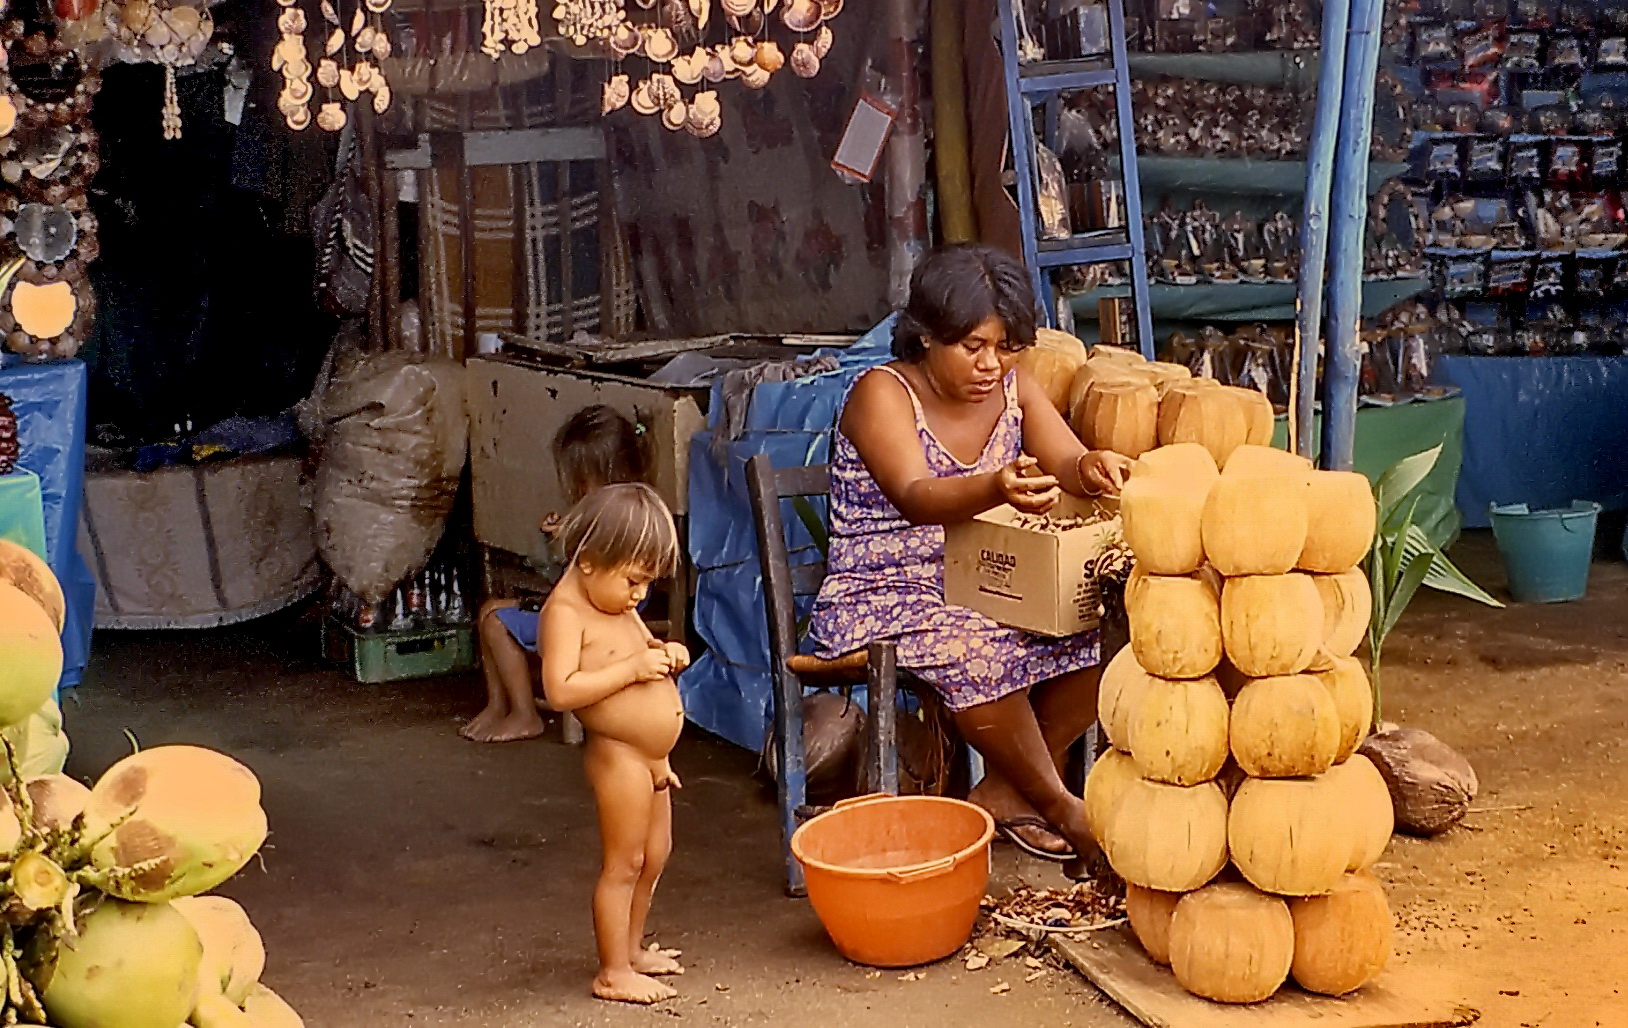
[463,405,652,742]
[539,483,691,1005]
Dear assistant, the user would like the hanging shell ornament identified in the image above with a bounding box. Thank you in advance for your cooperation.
[643,26,678,62]
[689,0,710,30]
[661,100,688,131]
[630,79,660,115]
[356,26,376,52]
[673,49,706,84]
[276,7,304,34]
[316,102,346,131]
[782,0,820,31]
[372,82,392,113]
[371,32,391,58]
[791,40,819,77]
[365,0,391,12]
[755,40,784,72]
[729,35,755,66]
[317,58,339,87]
[353,60,378,91]
[721,0,753,17]
[611,22,641,54]
[602,73,630,113]
[320,0,338,22]
[649,73,681,109]
[813,23,833,57]
[702,48,727,82]
[339,68,359,101]
[741,62,771,88]
[349,5,364,33]
[325,28,344,54]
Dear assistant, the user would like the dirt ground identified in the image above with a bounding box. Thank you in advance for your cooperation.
[59,533,1628,1027]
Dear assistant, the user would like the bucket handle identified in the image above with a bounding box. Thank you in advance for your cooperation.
[885,855,957,883]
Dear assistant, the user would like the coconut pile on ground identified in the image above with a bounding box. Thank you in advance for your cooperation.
[1084,440,1397,1004]
[0,538,300,1027]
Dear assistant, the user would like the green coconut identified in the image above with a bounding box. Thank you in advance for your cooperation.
[26,773,89,834]
[0,699,69,785]
[0,583,62,728]
[83,746,267,902]
[174,895,266,1007]
[241,983,304,1028]
[39,899,203,1028]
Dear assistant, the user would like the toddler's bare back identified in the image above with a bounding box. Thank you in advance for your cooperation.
[573,609,684,762]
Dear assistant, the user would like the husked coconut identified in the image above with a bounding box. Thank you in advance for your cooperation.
[1168,882,1294,1003]
[1129,675,1229,786]
[1202,474,1308,576]
[1220,573,1323,677]
[1229,674,1341,778]
[1229,775,1350,897]
[1125,884,1183,966]
[1289,871,1392,996]
[1103,778,1228,892]
[1125,567,1223,679]
[1299,470,1377,573]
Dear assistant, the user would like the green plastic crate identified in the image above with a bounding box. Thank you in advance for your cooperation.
[323,617,477,684]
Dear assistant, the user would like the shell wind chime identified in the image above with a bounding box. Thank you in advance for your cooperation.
[272,0,394,132]
[105,0,216,139]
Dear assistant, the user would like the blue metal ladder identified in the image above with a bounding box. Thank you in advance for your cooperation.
[995,0,1155,357]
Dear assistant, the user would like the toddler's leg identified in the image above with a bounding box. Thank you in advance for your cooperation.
[586,735,677,1005]
[628,782,681,976]
[464,600,545,743]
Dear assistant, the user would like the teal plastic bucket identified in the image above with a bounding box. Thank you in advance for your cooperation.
[1488,501,1601,604]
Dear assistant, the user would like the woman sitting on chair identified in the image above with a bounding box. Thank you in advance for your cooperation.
[807,243,1132,867]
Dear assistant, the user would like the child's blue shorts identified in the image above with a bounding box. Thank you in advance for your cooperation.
[493,605,540,652]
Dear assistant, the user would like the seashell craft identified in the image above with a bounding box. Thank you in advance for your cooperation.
[266,0,397,132]
[598,0,844,141]
[106,0,216,139]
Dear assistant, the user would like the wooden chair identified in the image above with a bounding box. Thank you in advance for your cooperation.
[745,453,899,897]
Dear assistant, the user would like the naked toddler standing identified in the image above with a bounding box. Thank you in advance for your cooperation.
[538,483,690,1004]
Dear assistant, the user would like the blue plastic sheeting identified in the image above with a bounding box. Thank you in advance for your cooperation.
[0,358,95,688]
[1438,355,1628,529]
[679,317,896,751]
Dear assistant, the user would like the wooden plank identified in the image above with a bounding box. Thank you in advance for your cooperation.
[1053,929,1477,1028]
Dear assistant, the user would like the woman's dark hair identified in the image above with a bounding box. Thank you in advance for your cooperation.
[553,405,653,506]
[892,244,1038,362]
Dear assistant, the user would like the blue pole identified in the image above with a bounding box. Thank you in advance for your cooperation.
[1321,0,1385,472]
[1292,0,1351,458]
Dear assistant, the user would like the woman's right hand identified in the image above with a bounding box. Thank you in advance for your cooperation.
[996,455,1061,514]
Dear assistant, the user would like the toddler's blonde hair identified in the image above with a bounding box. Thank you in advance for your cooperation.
[555,482,680,578]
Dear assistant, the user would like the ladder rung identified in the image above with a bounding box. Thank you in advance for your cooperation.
[1018,66,1117,94]
[1035,234,1134,267]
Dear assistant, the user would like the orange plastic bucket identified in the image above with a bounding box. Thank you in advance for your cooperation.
[791,794,995,968]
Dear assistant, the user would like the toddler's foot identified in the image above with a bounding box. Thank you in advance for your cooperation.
[593,969,677,1005]
[465,709,545,743]
[632,943,684,976]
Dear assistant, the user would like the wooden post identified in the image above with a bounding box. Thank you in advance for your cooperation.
[456,96,478,362]
[1321,0,1385,473]
[930,0,976,243]
[1291,0,1351,459]
[360,108,388,352]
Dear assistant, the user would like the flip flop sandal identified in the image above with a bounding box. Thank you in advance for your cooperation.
[993,816,1078,863]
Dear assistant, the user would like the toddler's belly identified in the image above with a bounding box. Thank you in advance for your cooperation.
[576,678,685,761]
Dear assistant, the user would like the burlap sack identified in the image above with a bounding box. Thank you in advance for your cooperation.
[311,349,466,603]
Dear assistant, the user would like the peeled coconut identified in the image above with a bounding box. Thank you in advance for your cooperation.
[1083,747,1139,846]
[1326,754,1395,871]
[1299,470,1377,573]
[242,983,305,1028]
[1119,474,1208,575]
[1125,884,1183,966]
[1097,647,1154,753]
[1125,567,1223,680]
[1313,656,1374,763]
[1020,328,1088,414]
[1131,442,1219,486]
[1290,871,1392,996]
[0,582,63,727]
[83,746,268,903]
[1220,573,1323,678]
[1202,474,1308,576]
[1311,569,1371,662]
[0,538,65,631]
[1229,674,1341,779]
[1220,444,1311,480]
[1103,778,1229,892]
[1229,775,1350,897]
[173,895,267,1008]
[1129,675,1230,786]
[1169,882,1294,1004]
[39,899,203,1028]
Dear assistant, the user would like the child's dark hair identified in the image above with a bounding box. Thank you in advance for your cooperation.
[553,405,652,506]
[893,243,1038,362]
[555,483,680,578]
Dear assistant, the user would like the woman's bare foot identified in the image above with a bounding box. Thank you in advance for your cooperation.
[593,969,677,1004]
[632,944,684,976]
[465,709,546,743]
[968,779,1073,857]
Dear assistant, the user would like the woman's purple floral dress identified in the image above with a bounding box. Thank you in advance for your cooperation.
[807,365,1100,711]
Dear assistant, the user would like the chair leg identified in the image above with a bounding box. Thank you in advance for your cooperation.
[866,641,899,796]
[773,668,809,897]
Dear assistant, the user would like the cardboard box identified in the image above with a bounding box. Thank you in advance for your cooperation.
[943,495,1121,637]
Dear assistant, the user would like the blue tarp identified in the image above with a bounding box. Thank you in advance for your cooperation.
[678,317,896,751]
[1438,356,1628,529]
[0,358,95,688]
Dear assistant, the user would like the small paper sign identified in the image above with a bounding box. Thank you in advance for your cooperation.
[831,93,896,183]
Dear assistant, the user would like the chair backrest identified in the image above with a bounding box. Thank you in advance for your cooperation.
[745,453,830,678]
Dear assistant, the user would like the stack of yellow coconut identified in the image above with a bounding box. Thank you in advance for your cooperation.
[1014,332,1274,465]
[1084,438,1397,1005]
[0,539,301,1027]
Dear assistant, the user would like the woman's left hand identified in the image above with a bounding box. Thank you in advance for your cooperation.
[1079,450,1134,496]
